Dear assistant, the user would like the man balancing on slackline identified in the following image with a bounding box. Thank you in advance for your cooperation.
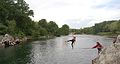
[66,36,76,49]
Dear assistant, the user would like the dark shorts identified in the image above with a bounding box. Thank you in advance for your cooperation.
[67,39,75,44]
[97,48,101,51]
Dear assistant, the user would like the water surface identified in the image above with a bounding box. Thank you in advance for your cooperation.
[0,35,114,64]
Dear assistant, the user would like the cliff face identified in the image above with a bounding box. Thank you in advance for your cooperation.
[92,35,120,64]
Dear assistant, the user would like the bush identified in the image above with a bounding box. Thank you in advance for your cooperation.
[0,23,7,35]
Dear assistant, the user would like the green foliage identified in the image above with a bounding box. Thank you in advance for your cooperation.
[15,16,34,36]
[38,19,48,36]
[70,29,82,34]
[47,21,59,35]
[0,0,34,23]
[38,19,48,29]
[73,20,120,35]
[108,21,119,33]
[0,0,34,36]
[97,32,113,36]
[0,0,70,38]
[82,27,95,34]
[39,27,48,36]
[60,24,70,35]
[6,20,16,35]
[55,28,62,36]
[0,23,7,35]
[14,30,25,38]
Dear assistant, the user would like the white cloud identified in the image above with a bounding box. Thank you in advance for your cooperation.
[25,0,120,28]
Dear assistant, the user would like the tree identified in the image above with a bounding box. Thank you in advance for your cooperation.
[15,16,34,36]
[38,19,48,29]
[0,23,7,35]
[39,27,48,36]
[6,20,16,35]
[47,21,58,35]
[61,24,69,35]
[0,0,34,36]
[109,22,119,33]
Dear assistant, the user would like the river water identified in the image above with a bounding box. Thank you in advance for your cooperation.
[0,35,114,64]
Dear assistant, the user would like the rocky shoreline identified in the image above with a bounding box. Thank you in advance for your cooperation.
[92,35,120,64]
[0,34,28,48]
[0,34,55,48]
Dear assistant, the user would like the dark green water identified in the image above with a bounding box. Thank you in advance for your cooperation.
[0,35,114,64]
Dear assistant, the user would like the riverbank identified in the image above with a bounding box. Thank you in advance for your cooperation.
[97,32,120,38]
[0,34,27,48]
[0,34,56,48]
[92,35,120,64]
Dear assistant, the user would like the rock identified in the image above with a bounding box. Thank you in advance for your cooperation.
[92,35,120,64]
[115,35,120,43]
[0,34,15,47]
[1,34,14,42]
[0,36,3,42]
[0,34,28,48]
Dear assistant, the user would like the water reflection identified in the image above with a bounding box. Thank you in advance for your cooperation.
[0,43,32,64]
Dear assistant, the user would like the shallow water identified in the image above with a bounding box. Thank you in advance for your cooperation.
[0,35,114,64]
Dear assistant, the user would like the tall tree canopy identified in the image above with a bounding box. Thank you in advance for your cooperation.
[0,0,33,23]
[47,21,59,35]
[0,0,34,36]
[60,24,69,35]
[38,19,48,29]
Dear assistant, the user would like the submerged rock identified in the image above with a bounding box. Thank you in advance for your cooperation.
[92,35,120,64]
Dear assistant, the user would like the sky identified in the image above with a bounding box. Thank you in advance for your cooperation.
[25,0,120,29]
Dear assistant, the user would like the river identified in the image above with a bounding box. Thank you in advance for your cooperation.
[0,35,114,64]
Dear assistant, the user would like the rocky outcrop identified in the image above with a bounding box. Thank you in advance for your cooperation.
[92,35,120,64]
[0,34,21,47]
[1,34,14,42]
